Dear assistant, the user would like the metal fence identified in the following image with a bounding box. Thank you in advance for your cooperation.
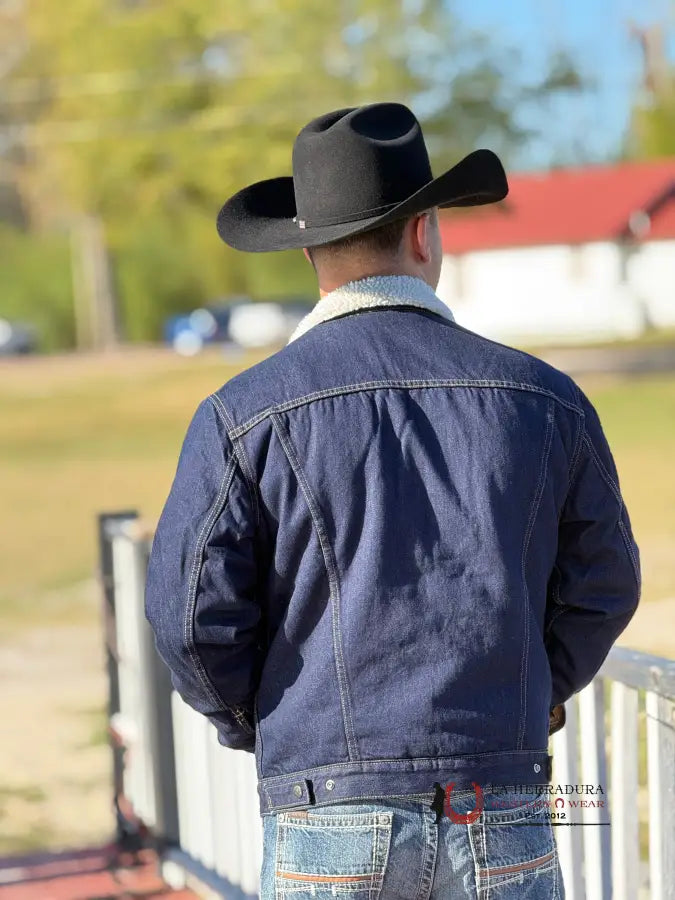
[99,512,675,900]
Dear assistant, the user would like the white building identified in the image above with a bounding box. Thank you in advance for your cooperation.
[436,158,675,344]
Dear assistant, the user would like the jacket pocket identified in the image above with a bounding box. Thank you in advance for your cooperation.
[468,792,563,898]
[274,809,392,899]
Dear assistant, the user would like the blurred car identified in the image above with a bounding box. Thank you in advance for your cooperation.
[164,297,315,354]
[0,318,37,355]
[163,299,247,356]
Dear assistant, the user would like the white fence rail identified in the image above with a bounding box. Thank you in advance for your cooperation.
[100,514,675,900]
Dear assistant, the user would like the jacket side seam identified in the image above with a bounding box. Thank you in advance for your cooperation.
[581,432,641,586]
[210,393,260,528]
[269,412,359,761]
[184,452,243,715]
[517,401,555,750]
[226,380,584,439]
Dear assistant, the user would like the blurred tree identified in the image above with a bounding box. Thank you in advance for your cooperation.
[1,0,586,344]
[627,25,675,158]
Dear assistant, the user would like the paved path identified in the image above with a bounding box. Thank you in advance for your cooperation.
[0,846,196,899]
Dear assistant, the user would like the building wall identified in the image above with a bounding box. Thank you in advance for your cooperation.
[625,239,675,330]
[437,240,673,344]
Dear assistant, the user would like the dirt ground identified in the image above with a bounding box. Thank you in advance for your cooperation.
[0,582,111,855]
[1,578,672,855]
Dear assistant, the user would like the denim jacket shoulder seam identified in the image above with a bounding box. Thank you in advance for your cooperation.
[581,431,640,586]
[227,380,585,439]
[209,393,260,528]
[567,394,586,488]
[269,412,359,761]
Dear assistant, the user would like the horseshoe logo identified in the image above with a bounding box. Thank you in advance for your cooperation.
[444,781,484,824]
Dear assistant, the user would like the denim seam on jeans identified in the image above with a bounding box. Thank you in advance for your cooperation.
[184,450,237,712]
[417,811,438,900]
[226,379,585,439]
[270,411,360,761]
[517,400,555,750]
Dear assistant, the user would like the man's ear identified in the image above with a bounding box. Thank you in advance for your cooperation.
[411,213,432,264]
[302,247,311,263]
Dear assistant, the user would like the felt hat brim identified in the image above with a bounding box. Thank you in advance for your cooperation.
[217,149,508,253]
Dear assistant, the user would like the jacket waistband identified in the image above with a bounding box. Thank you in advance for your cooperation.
[258,750,553,814]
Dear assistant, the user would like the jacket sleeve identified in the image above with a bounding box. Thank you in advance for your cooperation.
[145,397,263,752]
[544,388,641,707]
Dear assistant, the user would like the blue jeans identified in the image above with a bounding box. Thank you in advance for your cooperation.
[261,788,564,898]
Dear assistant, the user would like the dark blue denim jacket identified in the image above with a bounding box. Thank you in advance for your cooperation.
[145,275,640,815]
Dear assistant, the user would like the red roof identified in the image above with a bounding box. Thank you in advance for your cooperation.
[440,158,675,253]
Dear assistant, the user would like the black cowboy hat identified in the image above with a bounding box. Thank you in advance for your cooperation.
[216,102,508,253]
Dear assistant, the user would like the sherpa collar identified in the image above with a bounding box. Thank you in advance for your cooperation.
[287,274,455,344]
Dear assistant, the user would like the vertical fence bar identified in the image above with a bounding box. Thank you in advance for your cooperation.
[209,730,240,883]
[578,680,611,899]
[134,534,179,846]
[171,692,191,853]
[610,682,639,900]
[236,752,263,896]
[552,697,586,900]
[646,692,675,900]
[97,511,137,841]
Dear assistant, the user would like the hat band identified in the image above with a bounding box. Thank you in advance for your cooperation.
[293,198,405,229]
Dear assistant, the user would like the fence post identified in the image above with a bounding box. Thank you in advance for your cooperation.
[552,696,585,900]
[97,510,138,843]
[646,692,675,900]
[610,681,639,900]
[578,679,611,899]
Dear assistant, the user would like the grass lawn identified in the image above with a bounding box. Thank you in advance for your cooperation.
[0,347,673,651]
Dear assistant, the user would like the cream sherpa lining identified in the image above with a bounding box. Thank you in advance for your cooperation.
[287,275,455,344]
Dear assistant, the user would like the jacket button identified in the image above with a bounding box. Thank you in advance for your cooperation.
[325,779,335,791]
[293,784,303,797]
[534,763,541,773]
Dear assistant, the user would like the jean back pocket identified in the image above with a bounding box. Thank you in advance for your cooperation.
[468,792,562,898]
[274,809,393,899]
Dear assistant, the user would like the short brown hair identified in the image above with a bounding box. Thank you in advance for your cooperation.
[306,216,411,269]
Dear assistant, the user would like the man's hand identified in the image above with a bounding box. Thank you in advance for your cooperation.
[549,704,566,735]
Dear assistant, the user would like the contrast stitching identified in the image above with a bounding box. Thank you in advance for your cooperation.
[370,815,377,900]
[517,403,554,749]
[481,813,490,899]
[210,393,260,528]
[184,453,237,712]
[567,405,585,488]
[276,871,372,883]
[270,413,359,761]
[261,749,549,782]
[467,820,483,896]
[581,432,640,584]
[227,380,584,439]
[282,820,392,830]
[417,807,438,900]
[376,818,393,900]
[478,848,556,879]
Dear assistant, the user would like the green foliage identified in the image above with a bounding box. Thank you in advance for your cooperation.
[1,0,587,345]
[0,226,75,350]
[630,91,675,158]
